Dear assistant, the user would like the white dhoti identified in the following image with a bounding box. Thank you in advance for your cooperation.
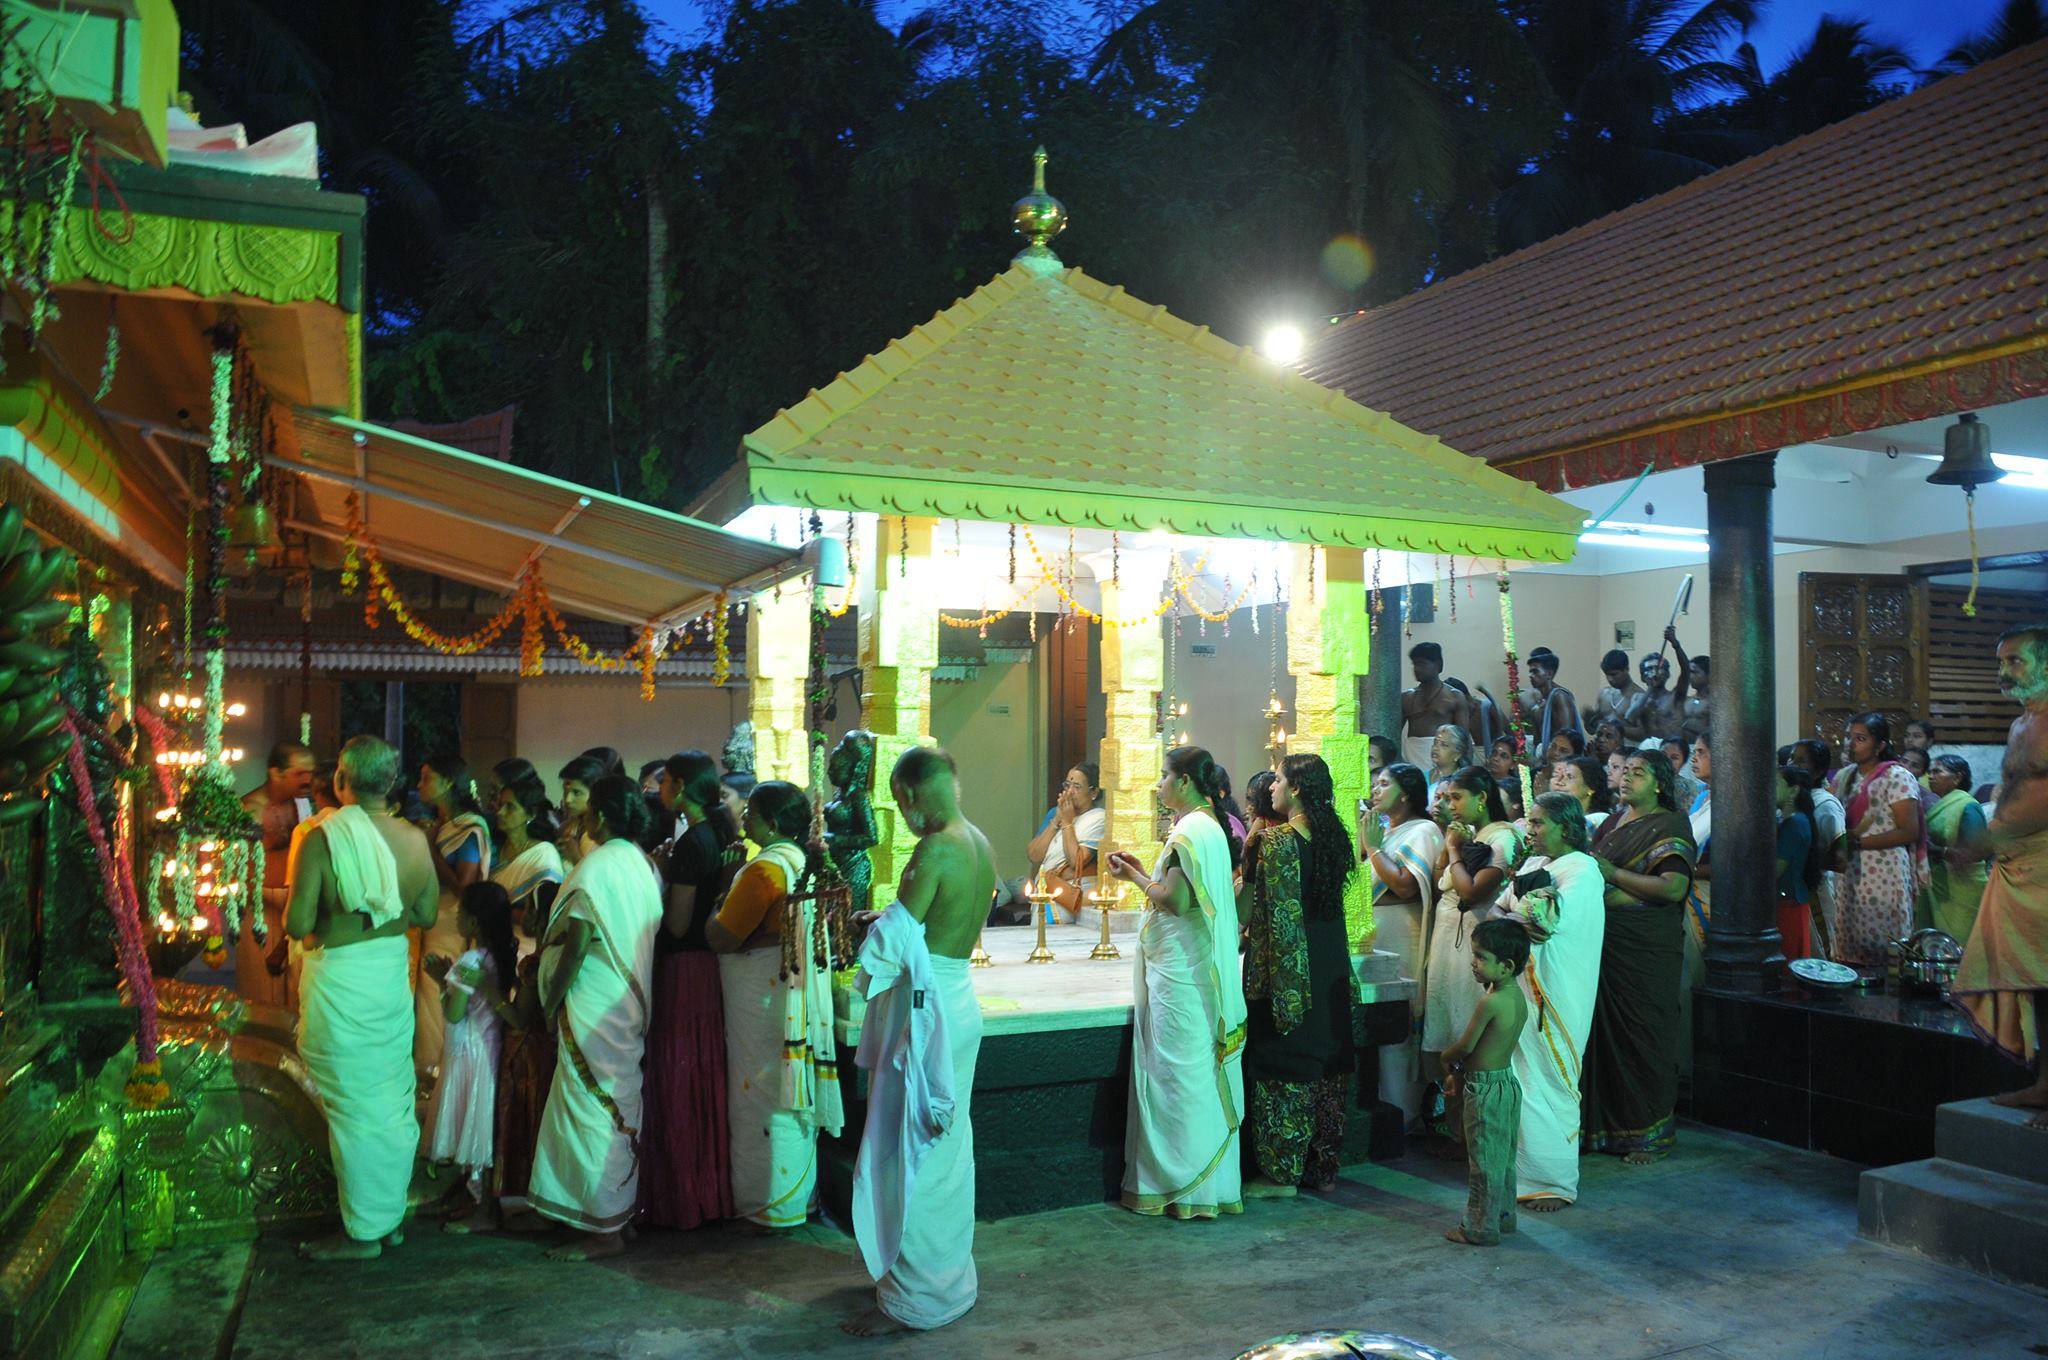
[528,838,659,1234]
[870,957,982,1329]
[1402,735,1437,770]
[722,946,819,1227]
[297,934,418,1241]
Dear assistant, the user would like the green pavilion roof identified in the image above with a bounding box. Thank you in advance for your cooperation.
[741,263,1583,563]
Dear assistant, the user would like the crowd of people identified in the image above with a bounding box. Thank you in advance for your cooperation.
[231,619,2048,1311]
[1364,621,2048,1215]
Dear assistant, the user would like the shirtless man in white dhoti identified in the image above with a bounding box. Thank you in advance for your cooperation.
[843,745,997,1338]
[287,735,438,1261]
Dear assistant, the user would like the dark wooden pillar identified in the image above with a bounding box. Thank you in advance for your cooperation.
[1703,453,1785,992]
[1361,587,1404,750]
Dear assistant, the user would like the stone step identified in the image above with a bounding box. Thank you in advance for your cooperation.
[1858,1157,2048,1291]
[1936,1097,2048,1187]
[1352,950,1405,984]
[112,1243,253,1360]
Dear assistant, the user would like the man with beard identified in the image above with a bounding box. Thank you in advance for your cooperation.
[1955,624,2048,1127]
[1627,648,1691,742]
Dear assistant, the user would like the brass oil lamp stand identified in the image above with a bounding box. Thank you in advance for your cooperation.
[1025,877,1058,964]
[1087,875,1124,961]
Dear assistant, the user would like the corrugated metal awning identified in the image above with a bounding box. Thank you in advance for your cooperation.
[278,412,803,626]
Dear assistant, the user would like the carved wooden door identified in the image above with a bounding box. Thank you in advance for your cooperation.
[1798,573,1927,754]
[459,680,519,777]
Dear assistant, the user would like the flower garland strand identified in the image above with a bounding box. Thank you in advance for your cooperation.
[59,714,164,1098]
[711,590,730,686]
[1497,568,1535,815]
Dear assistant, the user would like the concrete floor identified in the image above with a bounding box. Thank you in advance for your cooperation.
[206,1123,2048,1360]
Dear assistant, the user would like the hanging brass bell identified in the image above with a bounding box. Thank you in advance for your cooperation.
[1926,413,2006,491]
[225,500,279,551]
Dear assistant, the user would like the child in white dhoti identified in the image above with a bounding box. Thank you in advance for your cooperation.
[843,745,997,1338]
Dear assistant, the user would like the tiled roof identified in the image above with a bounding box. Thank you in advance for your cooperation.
[1300,42,2048,477]
[741,263,1583,562]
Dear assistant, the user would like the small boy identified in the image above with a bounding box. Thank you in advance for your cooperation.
[1443,917,1530,1246]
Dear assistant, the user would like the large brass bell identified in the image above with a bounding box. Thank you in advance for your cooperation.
[1926,413,2005,490]
[223,501,280,576]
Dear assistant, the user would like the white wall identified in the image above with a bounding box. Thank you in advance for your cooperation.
[932,657,1045,882]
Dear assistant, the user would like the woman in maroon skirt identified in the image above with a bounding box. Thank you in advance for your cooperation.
[643,750,744,1228]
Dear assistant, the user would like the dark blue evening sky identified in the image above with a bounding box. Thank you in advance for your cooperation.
[622,0,2010,70]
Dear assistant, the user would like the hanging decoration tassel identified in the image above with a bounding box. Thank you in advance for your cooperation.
[1448,555,1458,623]
[897,515,908,579]
[1008,522,1018,584]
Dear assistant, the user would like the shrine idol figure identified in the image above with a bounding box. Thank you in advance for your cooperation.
[825,730,879,915]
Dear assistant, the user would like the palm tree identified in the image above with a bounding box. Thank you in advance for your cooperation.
[1493,0,1757,250]
[1703,17,1913,148]
[1932,0,2047,73]
[1084,0,1555,313]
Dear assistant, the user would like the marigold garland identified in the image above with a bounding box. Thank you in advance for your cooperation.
[1018,526,1177,628]
[711,590,731,686]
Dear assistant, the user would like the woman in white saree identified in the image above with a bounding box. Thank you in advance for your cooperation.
[1360,762,1444,1121]
[525,775,662,1259]
[1496,792,1605,1210]
[1106,746,1247,1220]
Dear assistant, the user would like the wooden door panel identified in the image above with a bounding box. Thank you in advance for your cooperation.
[1798,573,1927,754]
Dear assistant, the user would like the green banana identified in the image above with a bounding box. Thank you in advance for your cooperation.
[0,759,25,793]
[18,729,71,774]
[0,797,44,830]
[0,641,63,673]
[0,701,22,749]
[0,505,22,564]
[3,672,42,701]
[20,549,69,604]
[0,549,42,612]
[7,600,72,634]
[11,706,62,750]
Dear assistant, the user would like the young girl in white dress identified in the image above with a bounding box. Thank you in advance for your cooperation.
[423,881,516,1214]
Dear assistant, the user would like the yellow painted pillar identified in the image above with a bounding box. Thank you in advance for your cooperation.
[747,577,812,786]
[859,516,938,903]
[1097,550,1168,888]
[1287,545,1375,949]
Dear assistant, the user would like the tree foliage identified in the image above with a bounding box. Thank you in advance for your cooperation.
[174,0,1963,506]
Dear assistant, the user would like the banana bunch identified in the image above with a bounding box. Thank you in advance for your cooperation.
[0,503,75,828]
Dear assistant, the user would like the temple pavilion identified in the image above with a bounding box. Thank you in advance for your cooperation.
[691,149,1584,940]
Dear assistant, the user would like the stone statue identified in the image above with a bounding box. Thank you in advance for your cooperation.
[823,730,878,914]
[722,720,755,778]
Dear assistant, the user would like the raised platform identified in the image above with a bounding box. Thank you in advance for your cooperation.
[872,924,1416,1041]
[822,925,1417,1220]
[1690,982,2028,1167]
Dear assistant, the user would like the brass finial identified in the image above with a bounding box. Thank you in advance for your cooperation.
[1011,144,1067,273]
